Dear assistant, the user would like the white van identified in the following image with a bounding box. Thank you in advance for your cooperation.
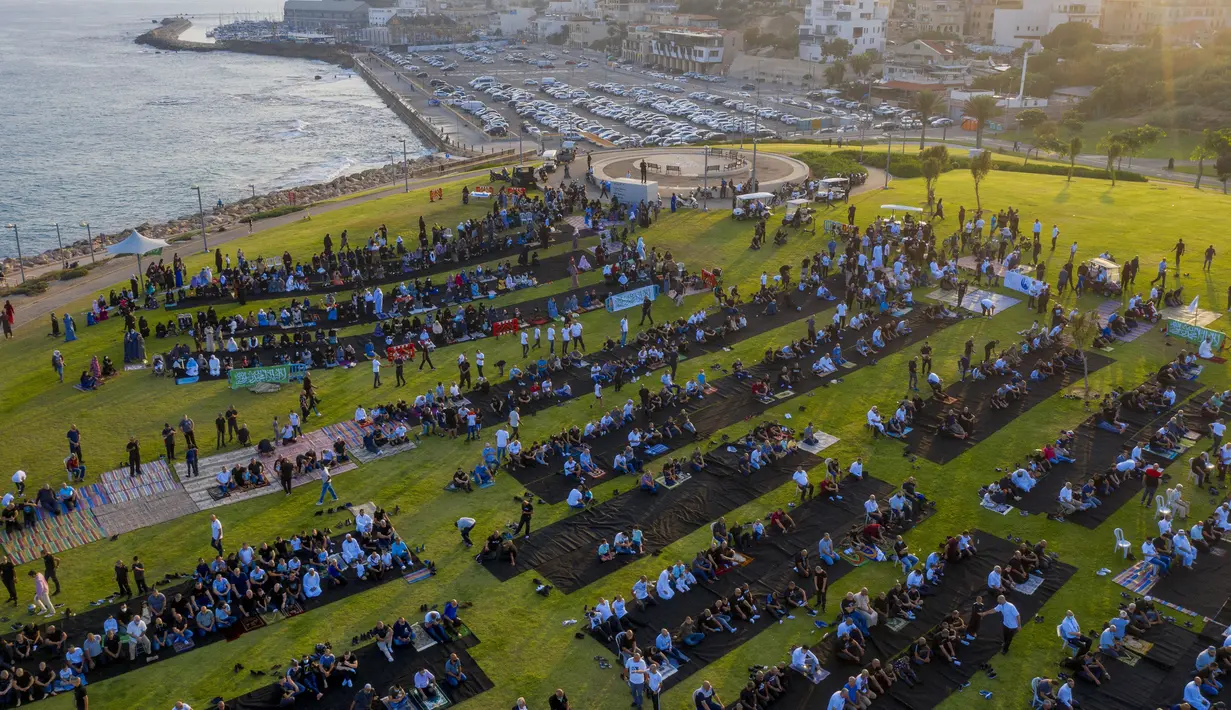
[541,77,557,86]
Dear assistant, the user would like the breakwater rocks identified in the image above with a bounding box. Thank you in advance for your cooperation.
[135,18,355,67]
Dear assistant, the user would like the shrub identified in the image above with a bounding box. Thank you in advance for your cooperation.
[796,151,868,177]
[57,267,89,281]
[249,205,306,221]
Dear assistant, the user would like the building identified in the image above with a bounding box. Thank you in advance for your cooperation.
[596,0,651,23]
[499,6,538,35]
[798,0,889,60]
[881,38,971,90]
[991,0,1101,47]
[915,0,966,34]
[283,0,371,30]
[622,25,742,74]
[643,11,722,27]
[966,0,1018,43]
[533,14,610,45]
[948,88,1048,119]
[1101,0,1226,41]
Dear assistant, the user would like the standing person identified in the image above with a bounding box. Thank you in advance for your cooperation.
[317,467,338,506]
[41,550,61,595]
[161,423,176,462]
[521,330,530,357]
[179,415,197,450]
[620,317,628,346]
[646,664,664,710]
[28,570,54,617]
[547,325,556,354]
[210,514,224,555]
[1204,244,1216,272]
[114,559,132,598]
[419,343,434,371]
[640,296,653,326]
[215,413,227,449]
[395,356,406,387]
[549,688,571,710]
[1174,238,1186,273]
[72,676,87,710]
[279,458,293,495]
[11,470,25,496]
[456,516,476,547]
[1151,257,1167,286]
[66,425,83,462]
[572,320,585,352]
[289,411,302,438]
[513,497,533,539]
[126,436,142,477]
[184,444,199,478]
[907,357,919,391]
[626,652,648,708]
[52,350,64,383]
[225,405,240,441]
[984,595,1020,654]
[509,408,520,439]
[372,356,382,388]
[0,555,16,606]
[132,555,148,595]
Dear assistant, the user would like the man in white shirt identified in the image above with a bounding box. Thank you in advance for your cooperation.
[547,326,556,354]
[509,408,521,438]
[866,406,885,436]
[495,428,510,460]
[790,645,824,683]
[646,663,664,710]
[127,616,151,659]
[456,517,475,547]
[620,317,629,346]
[1059,610,1091,655]
[990,595,1021,653]
[372,356,382,388]
[11,470,25,496]
[625,652,648,708]
[792,467,814,500]
[210,514,224,555]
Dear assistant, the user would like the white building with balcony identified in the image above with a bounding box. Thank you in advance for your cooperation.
[798,0,889,60]
[623,25,741,74]
[992,0,1101,47]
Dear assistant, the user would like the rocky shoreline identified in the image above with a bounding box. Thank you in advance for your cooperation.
[0,159,437,273]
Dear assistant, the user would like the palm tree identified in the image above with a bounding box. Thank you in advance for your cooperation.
[1097,132,1125,186]
[963,95,1002,150]
[913,90,943,150]
[919,145,949,213]
[849,53,873,79]
[1064,136,1083,182]
[969,149,993,211]
[1067,310,1100,405]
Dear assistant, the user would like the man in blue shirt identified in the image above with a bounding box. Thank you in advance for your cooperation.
[654,628,689,665]
[1056,677,1078,709]
[986,595,1020,653]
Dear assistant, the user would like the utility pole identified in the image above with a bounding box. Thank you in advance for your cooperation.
[80,222,95,263]
[395,137,409,192]
[884,131,892,189]
[191,186,208,252]
[249,184,256,199]
[52,222,64,267]
[702,146,709,211]
[4,224,24,283]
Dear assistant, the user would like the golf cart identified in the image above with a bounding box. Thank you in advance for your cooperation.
[511,166,539,190]
[783,198,815,233]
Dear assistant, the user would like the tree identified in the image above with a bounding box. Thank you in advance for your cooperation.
[920,145,949,213]
[1097,132,1126,186]
[1040,21,1102,58]
[1029,121,1060,164]
[1217,154,1231,195]
[1067,310,1101,404]
[969,149,993,210]
[1190,136,1217,190]
[1060,109,1085,137]
[824,61,846,86]
[849,53,873,79]
[1062,136,1083,182]
[963,95,1002,150]
[1015,108,1048,131]
[913,90,943,149]
[826,38,853,60]
[744,26,761,47]
[1131,125,1166,165]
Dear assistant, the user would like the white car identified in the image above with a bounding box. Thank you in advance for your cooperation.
[523,79,538,86]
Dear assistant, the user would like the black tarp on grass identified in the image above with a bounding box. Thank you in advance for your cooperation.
[1012,380,1209,529]
[228,634,491,709]
[0,518,420,700]
[758,533,1076,710]
[903,350,1115,465]
[508,305,953,503]
[1077,624,1222,710]
[592,477,940,692]
[483,441,824,592]
[1144,539,1231,619]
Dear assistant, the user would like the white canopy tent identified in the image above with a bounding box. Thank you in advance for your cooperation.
[107,229,170,294]
[736,192,774,201]
[880,204,924,213]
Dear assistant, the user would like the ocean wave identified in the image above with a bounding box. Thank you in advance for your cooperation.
[273,156,357,188]
[146,96,201,107]
[273,118,311,139]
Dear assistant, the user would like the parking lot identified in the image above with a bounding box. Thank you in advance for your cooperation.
[372,42,959,155]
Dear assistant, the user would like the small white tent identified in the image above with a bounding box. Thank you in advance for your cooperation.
[107,229,170,293]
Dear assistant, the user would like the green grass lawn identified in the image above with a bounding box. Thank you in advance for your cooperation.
[997,118,1205,162]
[3,159,1230,710]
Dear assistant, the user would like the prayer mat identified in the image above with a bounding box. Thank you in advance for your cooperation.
[884,617,909,632]
[797,432,840,455]
[1014,573,1045,595]
[100,459,179,503]
[94,488,198,537]
[221,623,247,642]
[1095,301,1153,343]
[72,384,96,393]
[1122,637,1154,656]
[240,616,267,633]
[890,307,913,317]
[839,361,857,369]
[1115,649,1143,667]
[1113,561,1158,595]
[1145,445,1182,460]
[419,684,452,710]
[0,508,105,564]
[927,288,1021,314]
[981,501,1015,515]
[172,638,196,653]
[655,472,692,489]
[282,600,305,619]
[1159,305,1223,328]
[797,667,832,685]
[350,439,418,465]
[404,568,433,585]
[410,624,438,651]
[122,364,147,371]
[658,661,681,680]
[583,468,607,481]
[643,443,670,456]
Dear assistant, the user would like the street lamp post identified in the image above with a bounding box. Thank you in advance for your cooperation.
[395,137,409,192]
[702,147,709,212]
[79,222,96,263]
[52,222,64,268]
[884,131,892,189]
[249,184,256,199]
[191,186,209,253]
[4,224,24,283]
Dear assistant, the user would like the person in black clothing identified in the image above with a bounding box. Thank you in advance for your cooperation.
[126,436,141,477]
[162,423,176,461]
[72,675,87,710]
[640,297,653,325]
[919,341,933,375]
[549,688,571,710]
[215,413,227,449]
[41,550,61,595]
[983,340,999,363]
[395,357,406,387]
[132,556,148,595]
[956,280,968,309]
[0,556,16,604]
[114,559,132,598]
[226,405,240,442]
[907,357,919,391]
[419,346,435,371]
[513,497,533,538]
[1174,238,1185,272]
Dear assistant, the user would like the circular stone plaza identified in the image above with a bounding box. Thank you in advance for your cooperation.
[589,147,810,192]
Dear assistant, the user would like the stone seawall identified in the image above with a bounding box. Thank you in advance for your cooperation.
[135,18,354,67]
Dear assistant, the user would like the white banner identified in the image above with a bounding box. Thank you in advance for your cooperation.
[606,284,658,313]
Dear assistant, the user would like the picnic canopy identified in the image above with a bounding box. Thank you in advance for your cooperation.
[107,229,170,292]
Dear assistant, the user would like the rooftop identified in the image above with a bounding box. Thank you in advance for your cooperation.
[284,0,370,10]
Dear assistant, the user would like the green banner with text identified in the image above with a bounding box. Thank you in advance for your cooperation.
[227,364,292,390]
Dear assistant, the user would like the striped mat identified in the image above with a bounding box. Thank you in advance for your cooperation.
[99,460,180,503]
[94,489,200,538]
[1113,560,1158,594]
[1096,301,1153,343]
[0,508,105,564]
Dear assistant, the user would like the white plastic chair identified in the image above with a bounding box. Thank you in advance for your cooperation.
[1154,494,1171,520]
[1029,677,1044,709]
[1113,528,1132,558]
[1188,458,1200,485]
[1056,625,1078,656]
